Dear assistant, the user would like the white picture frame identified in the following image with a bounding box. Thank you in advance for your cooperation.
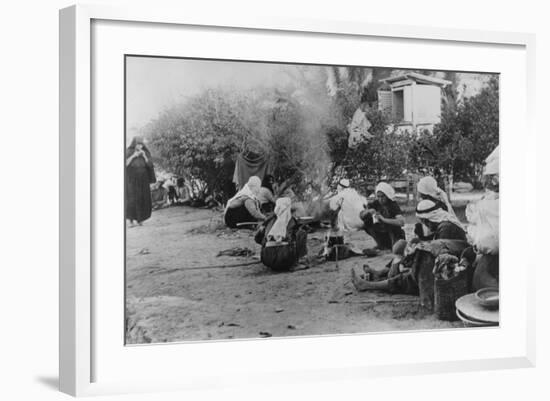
[59,4,536,397]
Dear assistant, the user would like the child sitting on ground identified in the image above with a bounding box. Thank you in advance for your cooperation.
[351,239,420,295]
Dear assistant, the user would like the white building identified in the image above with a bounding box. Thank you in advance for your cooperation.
[378,72,451,132]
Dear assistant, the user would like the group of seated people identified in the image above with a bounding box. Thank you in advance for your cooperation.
[222,173,499,298]
[352,175,499,305]
[151,175,191,210]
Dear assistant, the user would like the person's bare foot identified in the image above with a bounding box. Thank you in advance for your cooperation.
[351,268,369,292]
[362,264,374,274]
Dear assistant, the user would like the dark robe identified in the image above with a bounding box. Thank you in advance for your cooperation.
[361,199,406,249]
[255,216,307,271]
[415,221,467,242]
[126,147,155,223]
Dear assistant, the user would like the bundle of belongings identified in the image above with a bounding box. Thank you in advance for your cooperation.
[432,254,467,280]
[254,198,308,271]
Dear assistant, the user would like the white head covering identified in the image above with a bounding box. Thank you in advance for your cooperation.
[483,145,499,176]
[417,176,457,218]
[416,199,462,229]
[337,178,350,192]
[417,176,441,198]
[267,197,293,242]
[225,176,261,211]
[375,182,395,201]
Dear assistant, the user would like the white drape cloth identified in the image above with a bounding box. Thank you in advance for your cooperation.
[267,197,292,242]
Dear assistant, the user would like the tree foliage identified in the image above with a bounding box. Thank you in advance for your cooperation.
[145,89,252,203]
[411,76,499,183]
[142,67,498,204]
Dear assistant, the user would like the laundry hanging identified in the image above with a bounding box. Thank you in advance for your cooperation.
[232,151,269,190]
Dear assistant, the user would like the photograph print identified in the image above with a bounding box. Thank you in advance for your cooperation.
[125,55,499,344]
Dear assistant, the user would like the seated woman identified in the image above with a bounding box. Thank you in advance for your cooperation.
[258,174,276,214]
[359,182,405,251]
[414,199,466,242]
[255,197,307,271]
[417,176,457,218]
[224,176,267,228]
[151,179,168,210]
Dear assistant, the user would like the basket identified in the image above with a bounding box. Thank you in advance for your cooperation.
[434,270,469,321]
[261,241,297,272]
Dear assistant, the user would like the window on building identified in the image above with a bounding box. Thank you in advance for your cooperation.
[392,90,404,121]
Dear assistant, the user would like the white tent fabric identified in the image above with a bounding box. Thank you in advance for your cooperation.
[484,145,499,175]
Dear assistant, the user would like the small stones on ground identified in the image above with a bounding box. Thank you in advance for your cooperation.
[226,323,240,327]
[218,322,225,327]
[344,291,354,296]
[287,325,296,330]
[138,248,150,255]
[275,308,284,313]
[328,300,339,304]
[259,331,272,338]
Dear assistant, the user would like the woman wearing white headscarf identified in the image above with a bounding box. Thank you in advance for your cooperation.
[417,176,457,218]
[415,199,466,241]
[359,182,405,250]
[255,197,308,271]
[224,176,267,228]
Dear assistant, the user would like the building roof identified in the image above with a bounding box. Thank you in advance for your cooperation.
[381,72,452,87]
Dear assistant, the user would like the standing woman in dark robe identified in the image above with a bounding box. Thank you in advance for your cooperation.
[126,136,156,226]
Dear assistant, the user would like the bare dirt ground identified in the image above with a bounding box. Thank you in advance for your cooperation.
[125,198,475,344]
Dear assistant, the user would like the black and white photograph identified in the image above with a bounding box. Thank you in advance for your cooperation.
[124,56,500,344]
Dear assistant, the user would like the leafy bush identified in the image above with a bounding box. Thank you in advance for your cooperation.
[144,89,252,203]
[142,69,498,204]
[412,76,499,184]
